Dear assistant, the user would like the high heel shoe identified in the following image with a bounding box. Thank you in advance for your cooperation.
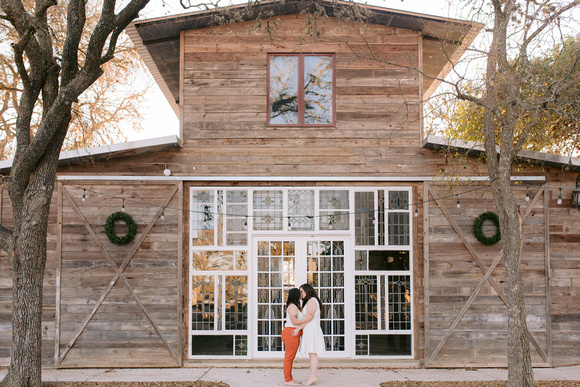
[303,378,318,386]
[284,380,301,386]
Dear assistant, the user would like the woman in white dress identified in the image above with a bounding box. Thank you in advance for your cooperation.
[298,283,325,386]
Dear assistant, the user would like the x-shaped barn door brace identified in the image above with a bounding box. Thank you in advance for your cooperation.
[427,185,548,364]
[57,184,180,365]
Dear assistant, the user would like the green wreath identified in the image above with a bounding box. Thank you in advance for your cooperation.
[105,212,137,245]
[473,211,501,246]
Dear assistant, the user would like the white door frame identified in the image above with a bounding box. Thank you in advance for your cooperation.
[249,234,353,358]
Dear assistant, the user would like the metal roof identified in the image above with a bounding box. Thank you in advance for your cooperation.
[0,135,181,174]
[423,135,580,172]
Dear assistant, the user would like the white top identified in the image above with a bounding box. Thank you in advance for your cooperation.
[299,299,326,354]
[285,305,304,328]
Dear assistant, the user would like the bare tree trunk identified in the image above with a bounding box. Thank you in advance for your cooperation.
[492,180,533,387]
[2,209,50,387]
[3,193,52,387]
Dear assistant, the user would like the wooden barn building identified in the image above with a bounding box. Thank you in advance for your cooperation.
[1,0,579,369]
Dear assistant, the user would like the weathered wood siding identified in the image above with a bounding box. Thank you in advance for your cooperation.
[0,182,182,367]
[58,14,468,178]
[181,15,423,176]
[425,174,580,367]
[425,183,550,367]
[548,183,580,366]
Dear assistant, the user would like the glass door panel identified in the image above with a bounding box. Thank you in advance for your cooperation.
[256,240,295,352]
[307,240,346,353]
[255,237,347,356]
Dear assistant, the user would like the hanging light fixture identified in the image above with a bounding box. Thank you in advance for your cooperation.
[525,186,530,202]
[572,175,580,210]
[163,162,172,176]
[557,188,562,205]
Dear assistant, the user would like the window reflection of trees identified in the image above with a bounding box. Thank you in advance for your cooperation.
[269,56,299,124]
[269,55,333,125]
[304,56,333,124]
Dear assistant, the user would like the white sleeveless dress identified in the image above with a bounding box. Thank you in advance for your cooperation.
[299,299,326,354]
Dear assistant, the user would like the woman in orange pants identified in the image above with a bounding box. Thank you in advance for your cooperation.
[281,288,308,386]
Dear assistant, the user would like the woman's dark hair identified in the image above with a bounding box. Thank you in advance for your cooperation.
[299,283,323,316]
[285,288,301,310]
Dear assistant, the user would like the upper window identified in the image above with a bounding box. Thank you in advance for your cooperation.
[268,54,335,126]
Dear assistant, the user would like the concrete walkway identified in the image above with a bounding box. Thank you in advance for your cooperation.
[2,365,580,386]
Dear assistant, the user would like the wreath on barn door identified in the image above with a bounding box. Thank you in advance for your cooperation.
[473,211,501,246]
[105,211,137,245]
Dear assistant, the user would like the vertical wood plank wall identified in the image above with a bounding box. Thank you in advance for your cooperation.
[425,183,549,367]
[547,185,580,365]
[424,180,580,367]
[0,182,182,367]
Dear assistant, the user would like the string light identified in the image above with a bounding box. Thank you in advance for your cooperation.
[38,176,526,223]
[557,188,562,205]
[82,189,86,202]
[525,186,530,202]
[161,207,165,220]
[42,178,47,191]
[456,195,460,208]
[328,215,333,230]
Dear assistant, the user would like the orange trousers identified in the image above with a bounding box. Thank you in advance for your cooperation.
[281,327,302,382]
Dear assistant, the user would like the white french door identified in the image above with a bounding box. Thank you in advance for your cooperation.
[252,236,352,358]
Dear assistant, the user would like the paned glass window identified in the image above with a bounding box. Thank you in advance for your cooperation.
[192,251,247,271]
[308,240,345,351]
[225,276,248,330]
[191,190,215,246]
[189,187,413,359]
[353,250,410,271]
[355,192,375,246]
[253,190,283,231]
[256,240,295,352]
[288,189,315,231]
[354,274,411,333]
[268,54,334,126]
[319,190,350,230]
[191,335,248,356]
[226,190,248,246]
[388,191,410,245]
[191,276,215,331]
[191,274,248,332]
[389,275,411,331]
[355,334,412,356]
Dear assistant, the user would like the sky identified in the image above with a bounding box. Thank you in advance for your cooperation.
[123,0,460,142]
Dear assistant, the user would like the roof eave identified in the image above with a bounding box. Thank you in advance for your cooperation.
[0,135,181,174]
[423,135,580,172]
[129,0,482,105]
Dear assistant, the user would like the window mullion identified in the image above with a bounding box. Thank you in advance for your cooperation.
[298,54,305,126]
